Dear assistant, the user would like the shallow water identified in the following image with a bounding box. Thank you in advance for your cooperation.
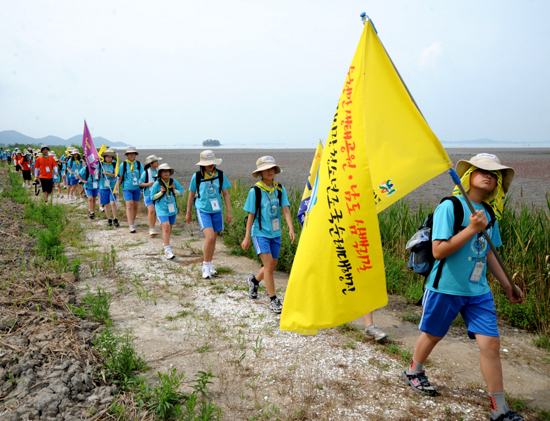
[133,147,550,209]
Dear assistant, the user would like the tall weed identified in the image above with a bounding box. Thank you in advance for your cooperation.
[223,181,550,335]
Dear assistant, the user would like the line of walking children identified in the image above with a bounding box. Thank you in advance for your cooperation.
[3,146,526,418]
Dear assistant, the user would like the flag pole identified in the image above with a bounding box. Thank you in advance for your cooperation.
[448,168,522,299]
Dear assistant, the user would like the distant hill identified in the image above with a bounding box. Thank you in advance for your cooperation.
[0,130,128,147]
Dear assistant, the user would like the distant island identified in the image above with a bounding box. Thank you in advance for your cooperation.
[202,139,221,147]
[0,130,128,148]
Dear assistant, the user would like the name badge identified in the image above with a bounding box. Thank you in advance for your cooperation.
[210,199,220,211]
[132,176,138,186]
[93,182,98,189]
[104,178,110,187]
[168,203,175,213]
[45,167,50,173]
[469,261,485,283]
[272,218,280,232]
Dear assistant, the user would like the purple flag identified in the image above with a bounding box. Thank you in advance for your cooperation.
[82,121,100,173]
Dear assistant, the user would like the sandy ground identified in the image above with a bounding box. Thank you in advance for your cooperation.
[58,194,550,421]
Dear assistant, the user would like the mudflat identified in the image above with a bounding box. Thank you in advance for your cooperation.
[132,147,550,208]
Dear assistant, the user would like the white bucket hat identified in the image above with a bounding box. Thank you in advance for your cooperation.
[196,150,222,166]
[456,153,515,193]
[252,156,282,178]
[125,146,139,156]
[145,155,162,166]
[101,148,116,158]
[71,148,81,156]
[40,145,50,153]
[157,163,175,176]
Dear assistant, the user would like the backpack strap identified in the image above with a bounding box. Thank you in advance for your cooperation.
[121,161,127,182]
[481,202,496,231]
[195,170,203,200]
[254,186,262,231]
[276,183,283,207]
[217,170,224,194]
[433,196,465,289]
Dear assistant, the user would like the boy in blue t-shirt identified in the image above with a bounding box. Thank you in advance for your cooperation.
[402,154,524,421]
[185,151,232,279]
[241,156,295,314]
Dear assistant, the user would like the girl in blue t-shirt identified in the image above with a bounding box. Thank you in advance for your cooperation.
[114,147,144,233]
[99,149,119,227]
[67,149,84,200]
[241,156,295,314]
[140,155,162,237]
[185,150,232,279]
[402,154,525,421]
[77,164,100,219]
[150,163,184,260]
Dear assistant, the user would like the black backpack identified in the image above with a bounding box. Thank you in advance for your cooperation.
[194,169,224,200]
[407,196,496,292]
[244,185,283,231]
[153,178,178,212]
[120,161,142,183]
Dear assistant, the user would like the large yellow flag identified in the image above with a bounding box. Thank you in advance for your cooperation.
[363,24,452,212]
[280,19,452,333]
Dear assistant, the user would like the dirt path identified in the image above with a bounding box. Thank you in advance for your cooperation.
[65,197,549,420]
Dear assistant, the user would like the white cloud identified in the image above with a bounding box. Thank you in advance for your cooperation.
[419,41,444,68]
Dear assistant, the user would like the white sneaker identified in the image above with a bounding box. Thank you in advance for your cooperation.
[22,182,26,187]
[129,225,136,233]
[202,265,211,279]
[149,228,155,237]
[208,263,217,276]
[99,206,104,212]
[165,250,175,260]
[365,325,388,341]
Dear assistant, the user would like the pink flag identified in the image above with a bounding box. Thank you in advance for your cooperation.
[82,121,100,173]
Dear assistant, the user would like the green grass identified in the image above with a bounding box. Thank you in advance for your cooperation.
[69,284,112,324]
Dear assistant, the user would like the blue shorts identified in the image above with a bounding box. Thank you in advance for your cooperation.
[158,214,176,225]
[197,209,223,232]
[123,189,141,202]
[85,188,99,198]
[99,189,116,205]
[252,236,282,259]
[144,196,153,207]
[67,177,78,186]
[419,290,499,339]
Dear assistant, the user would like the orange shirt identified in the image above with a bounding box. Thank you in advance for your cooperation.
[35,155,57,179]
[21,158,31,171]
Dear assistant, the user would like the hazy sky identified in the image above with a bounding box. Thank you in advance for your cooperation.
[2,0,549,148]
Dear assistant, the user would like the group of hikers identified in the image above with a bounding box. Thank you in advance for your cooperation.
[1,144,525,420]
